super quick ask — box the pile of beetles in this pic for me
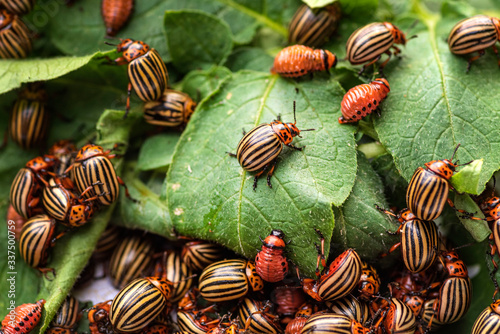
[3,0,500,333]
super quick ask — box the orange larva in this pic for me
[271,45,337,78]
[338,78,390,124]
[101,0,134,37]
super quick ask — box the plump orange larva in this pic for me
[101,0,134,37]
[271,45,337,78]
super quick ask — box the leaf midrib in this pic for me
[237,75,278,256]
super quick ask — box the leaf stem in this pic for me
[216,0,288,37]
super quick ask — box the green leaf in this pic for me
[454,193,490,242]
[164,10,233,73]
[374,11,500,194]
[332,152,395,261]
[225,47,275,72]
[180,66,232,102]
[37,110,139,332]
[137,133,181,171]
[302,0,337,9]
[166,71,357,276]
[0,54,96,95]
[451,159,483,195]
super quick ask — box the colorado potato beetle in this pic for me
[48,140,77,177]
[228,102,314,190]
[406,144,471,221]
[66,144,131,206]
[87,300,113,334]
[143,89,197,127]
[357,262,381,300]
[199,259,264,302]
[101,0,134,37]
[255,229,289,282]
[47,296,81,333]
[238,298,281,334]
[271,45,337,78]
[288,3,341,47]
[109,277,173,332]
[0,0,35,15]
[377,298,417,334]
[302,248,362,302]
[92,224,121,260]
[325,295,370,323]
[0,9,32,58]
[300,313,370,334]
[181,240,225,272]
[346,22,412,74]
[9,83,49,150]
[111,39,168,117]
[285,302,320,334]
[338,78,390,124]
[109,235,154,289]
[19,214,63,274]
[0,299,45,334]
[471,300,500,334]
[448,15,500,72]
[377,206,439,273]
[154,251,194,302]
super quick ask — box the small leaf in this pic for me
[302,0,337,9]
[451,159,484,195]
[137,133,181,171]
[454,193,490,243]
[167,71,357,276]
[37,110,139,332]
[332,152,395,261]
[0,54,96,95]
[180,66,232,103]
[164,10,233,73]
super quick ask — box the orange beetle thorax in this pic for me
[372,78,391,95]
[75,144,105,161]
[481,197,500,219]
[384,22,407,45]
[491,300,500,314]
[351,319,370,334]
[492,17,500,39]
[117,38,150,62]
[147,276,173,300]
[270,121,300,145]
[443,252,468,278]
[26,155,58,171]
[398,208,417,223]
[262,229,287,249]
[69,203,95,227]
[0,9,14,29]
[424,159,456,180]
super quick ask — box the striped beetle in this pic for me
[419,299,445,332]
[47,295,81,333]
[377,206,439,273]
[472,300,500,334]
[376,298,417,334]
[42,177,98,228]
[66,144,132,206]
[346,22,414,75]
[0,0,35,15]
[93,224,121,260]
[0,299,45,334]
[9,83,49,150]
[255,229,289,282]
[199,259,264,302]
[271,45,337,78]
[238,298,281,334]
[143,89,197,127]
[427,251,472,327]
[325,295,370,324]
[111,39,168,118]
[406,144,474,221]
[181,240,225,272]
[10,154,58,218]
[228,102,314,190]
[109,235,154,289]
[301,248,362,302]
[154,251,194,302]
[338,78,390,124]
[0,9,32,58]
[285,302,320,334]
[101,0,134,37]
[300,313,370,334]
[448,15,500,72]
[19,214,64,275]
[288,4,341,47]
[109,277,173,332]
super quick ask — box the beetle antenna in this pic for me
[104,41,117,46]
[300,128,315,132]
[405,20,419,39]
[450,143,461,163]
[293,101,297,124]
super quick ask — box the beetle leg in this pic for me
[38,267,56,280]
[466,49,485,73]
[286,143,303,151]
[253,164,270,191]
[380,242,401,258]
[227,152,237,157]
[277,114,281,122]
[117,176,137,202]
[447,198,484,220]
[124,82,132,119]
[358,55,381,76]
[242,128,246,135]
[266,159,278,188]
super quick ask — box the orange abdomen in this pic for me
[271,45,335,77]
[339,79,390,123]
[255,247,288,282]
[101,0,134,37]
